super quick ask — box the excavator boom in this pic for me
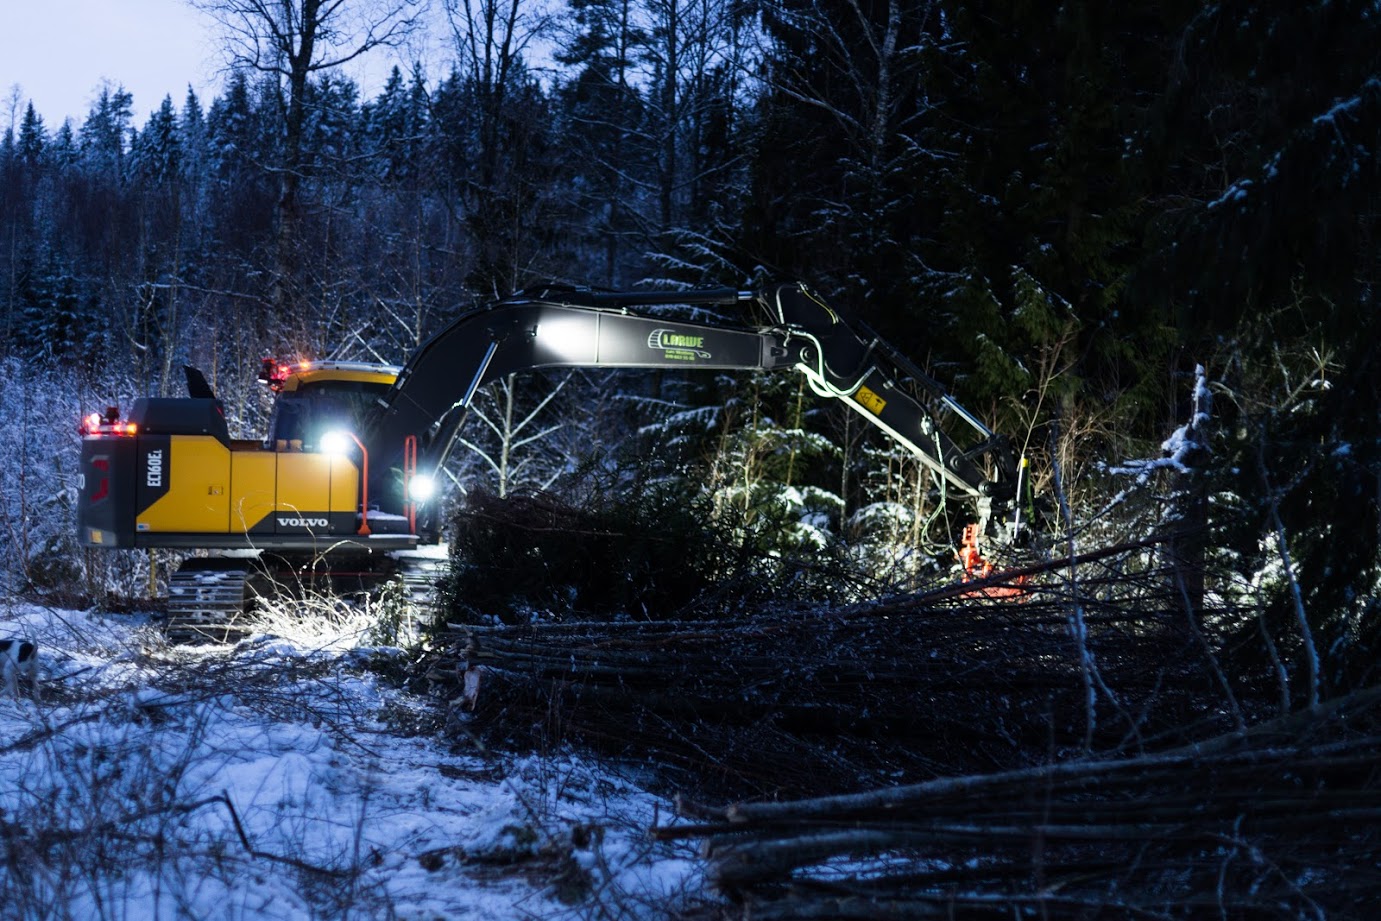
[365,282,1016,520]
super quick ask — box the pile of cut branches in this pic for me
[427,539,1246,798]
[657,685,1381,919]
[438,486,864,627]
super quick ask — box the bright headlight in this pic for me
[408,473,436,503]
[319,430,351,455]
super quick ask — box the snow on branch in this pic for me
[1106,364,1211,483]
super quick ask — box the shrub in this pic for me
[438,469,859,628]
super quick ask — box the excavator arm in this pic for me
[364,282,1018,529]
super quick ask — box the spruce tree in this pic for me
[555,0,653,285]
[79,86,134,180]
[17,103,45,167]
[131,96,182,186]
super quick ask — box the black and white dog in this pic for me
[0,638,38,699]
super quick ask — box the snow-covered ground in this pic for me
[0,602,706,920]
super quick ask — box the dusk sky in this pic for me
[0,0,438,131]
[1,0,218,128]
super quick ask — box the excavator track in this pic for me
[163,550,450,645]
[394,547,449,617]
[166,559,259,644]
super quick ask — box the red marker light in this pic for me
[90,457,110,501]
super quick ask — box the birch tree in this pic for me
[457,373,571,497]
[190,0,426,305]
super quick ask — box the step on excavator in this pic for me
[77,282,1027,642]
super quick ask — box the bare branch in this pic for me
[191,0,428,79]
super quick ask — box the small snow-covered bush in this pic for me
[0,357,162,602]
[0,358,87,594]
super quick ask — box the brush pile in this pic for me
[656,686,1381,918]
[426,536,1243,798]
[420,485,1381,916]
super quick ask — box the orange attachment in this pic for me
[958,523,1028,600]
[959,523,993,580]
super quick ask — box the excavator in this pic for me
[76,282,1027,641]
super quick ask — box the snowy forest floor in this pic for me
[0,601,707,920]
